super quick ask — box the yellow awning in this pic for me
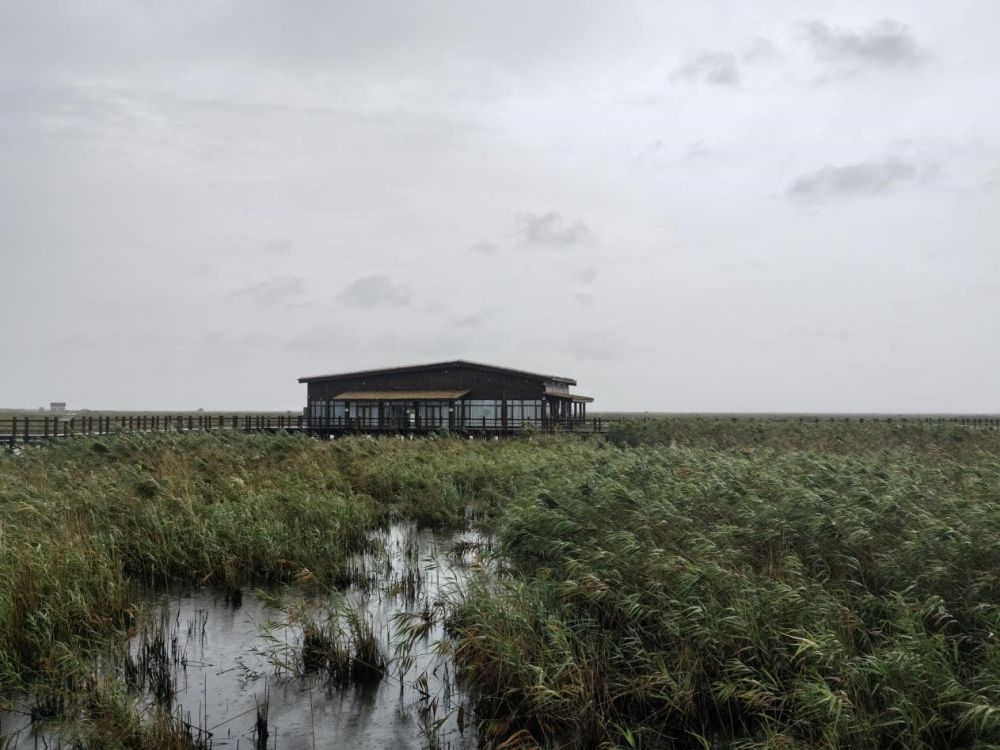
[333,390,470,401]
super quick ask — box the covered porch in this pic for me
[543,391,593,424]
[307,390,597,434]
[330,390,468,431]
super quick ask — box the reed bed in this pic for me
[0,431,579,692]
[608,416,1000,457]
[449,438,1000,748]
[1,424,998,748]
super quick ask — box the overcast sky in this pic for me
[2,1,998,412]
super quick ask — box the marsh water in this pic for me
[0,522,481,749]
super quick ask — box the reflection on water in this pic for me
[0,522,481,749]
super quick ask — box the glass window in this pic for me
[506,400,541,423]
[417,400,449,426]
[466,400,500,421]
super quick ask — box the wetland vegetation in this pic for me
[1,421,998,747]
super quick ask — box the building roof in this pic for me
[544,392,594,403]
[334,390,470,401]
[298,359,577,385]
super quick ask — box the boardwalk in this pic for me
[0,414,306,446]
[4,413,998,448]
[0,413,608,447]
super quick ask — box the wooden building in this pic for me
[299,360,594,434]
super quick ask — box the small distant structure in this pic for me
[299,359,594,434]
[50,402,66,413]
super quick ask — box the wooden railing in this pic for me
[607,414,1000,427]
[306,416,605,434]
[0,413,608,446]
[8,412,995,448]
[0,414,307,446]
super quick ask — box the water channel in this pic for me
[0,523,482,749]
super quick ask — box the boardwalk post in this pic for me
[11,418,17,447]
[24,417,30,442]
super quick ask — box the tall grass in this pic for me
[608,416,1000,458]
[449,441,1000,748]
[3,424,999,748]
[0,431,581,691]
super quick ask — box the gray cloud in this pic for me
[230,276,304,306]
[282,326,362,354]
[338,274,411,308]
[742,37,780,62]
[262,238,292,255]
[788,324,856,342]
[467,239,499,255]
[672,52,739,85]
[788,157,920,201]
[684,142,715,161]
[634,140,664,164]
[513,212,593,248]
[1,2,997,412]
[803,19,924,69]
[421,300,449,315]
[572,267,599,284]
[453,313,487,328]
[199,330,274,351]
[568,331,625,360]
[984,168,1000,192]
